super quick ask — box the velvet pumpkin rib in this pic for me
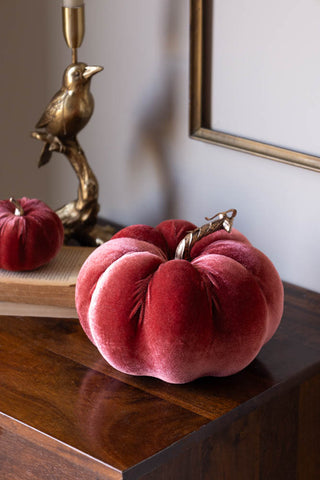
[190,228,251,258]
[141,259,215,383]
[76,237,166,343]
[192,254,270,378]
[0,216,26,270]
[191,238,284,344]
[112,219,197,260]
[112,224,168,256]
[88,251,165,376]
[22,212,64,271]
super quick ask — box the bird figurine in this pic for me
[31,60,116,246]
[33,62,103,166]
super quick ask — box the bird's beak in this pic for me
[83,65,104,80]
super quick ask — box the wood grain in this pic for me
[0,282,319,479]
[298,373,320,479]
[0,413,121,480]
[0,328,208,472]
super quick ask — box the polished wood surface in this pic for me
[0,282,319,479]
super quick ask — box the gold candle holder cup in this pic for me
[62,5,85,63]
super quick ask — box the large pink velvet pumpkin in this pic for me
[76,216,284,384]
[0,197,64,271]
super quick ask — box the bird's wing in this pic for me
[36,89,68,129]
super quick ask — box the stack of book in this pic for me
[0,246,94,318]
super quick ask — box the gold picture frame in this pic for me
[189,0,320,172]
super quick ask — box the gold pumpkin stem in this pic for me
[175,209,237,260]
[9,197,24,216]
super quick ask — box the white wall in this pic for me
[1,0,320,293]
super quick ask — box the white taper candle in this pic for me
[63,0,84,7]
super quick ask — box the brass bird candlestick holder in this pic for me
[32,1,115,246]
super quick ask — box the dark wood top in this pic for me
[0,282,319,478]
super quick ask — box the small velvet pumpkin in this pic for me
[0,197,64,271]
[75,212,284,384]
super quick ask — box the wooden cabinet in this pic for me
[0,282,319,479]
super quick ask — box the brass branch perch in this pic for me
[31,132,115,246]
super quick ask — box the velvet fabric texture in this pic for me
[0,197,64,271]
[76,219,284,384]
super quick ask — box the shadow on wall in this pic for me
[0,0,54,204]
[127,0,183,225]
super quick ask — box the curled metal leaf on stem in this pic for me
[175,209,237,260]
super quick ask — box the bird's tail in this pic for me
[38,143,52,167]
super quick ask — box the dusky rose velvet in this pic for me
[75,218,284,384]
[0,197,64,271]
